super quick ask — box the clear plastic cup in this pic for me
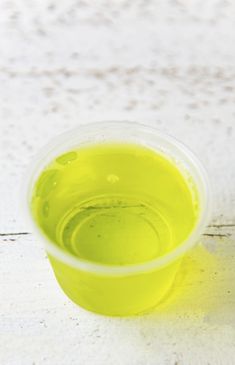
[24,121,211,316]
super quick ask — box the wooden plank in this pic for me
[0,1,235,364]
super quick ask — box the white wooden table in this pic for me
[1,1,235,364]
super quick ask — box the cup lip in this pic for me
[23,121,211,276]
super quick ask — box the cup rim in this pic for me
[24,121,211,276]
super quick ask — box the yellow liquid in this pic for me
[31,143,198,315]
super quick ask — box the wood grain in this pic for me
[0,1,235,364]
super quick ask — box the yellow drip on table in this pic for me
[31,143,199,316]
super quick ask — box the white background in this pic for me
[0,1,235,364]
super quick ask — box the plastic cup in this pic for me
[24,121,211,316]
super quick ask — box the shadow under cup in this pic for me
[25,122,210,316]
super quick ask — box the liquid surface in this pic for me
[31,143,198,266]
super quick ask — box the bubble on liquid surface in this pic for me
[35,169,60,198]
[56,151,77,165]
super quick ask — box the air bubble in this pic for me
[56,151,77,165]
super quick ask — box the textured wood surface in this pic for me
[0,1,235,364]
